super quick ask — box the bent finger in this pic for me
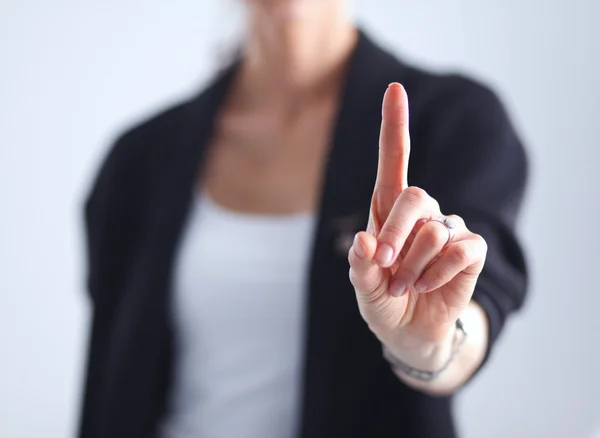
[348,232,386,302]
[388,219,450,297]
[413,234,488,294]
[374,187,439,268]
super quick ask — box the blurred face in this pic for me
[244,0,343,21]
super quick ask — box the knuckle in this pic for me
[348,267,358,286]
[381,223,405,241]
[447,214,466,228]
[347,248,356,265]
[403,186,428,206]
[397,265,420,282]
[421,264,447,286]
[420,222,447,247]
[449,244,472,266]
[474,233,488,252]
[426,267,447,285]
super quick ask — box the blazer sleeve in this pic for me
[84,130,147,310]
[79,130,147,435]
[415,76,529,364]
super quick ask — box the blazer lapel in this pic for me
[111,63,240,433]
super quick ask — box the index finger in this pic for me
[375,82,410,195]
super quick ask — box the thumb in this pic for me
[349,231,387,303]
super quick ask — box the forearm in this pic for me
[385,300,489,396]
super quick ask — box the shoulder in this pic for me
[404,66,502,107]
[358,31,511,130]
[409,69,509,131]
[401,65,524,179]
[89,65,230,195]
[84,99,191,221]
[381,47,513,143]
[401,64,509,128]
[407,69,515,156]
[361,32,526,177]
[103,101,191,174]
[85,96,195,224]
[99,63,234,178]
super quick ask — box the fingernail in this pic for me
[353,234,366,258]
[375,244,394,267]
[391,283,407,298]
[414,280,427,293]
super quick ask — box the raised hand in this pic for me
[348,83,488,375]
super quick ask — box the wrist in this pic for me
[382,322,459,373]
[381,302,487,394]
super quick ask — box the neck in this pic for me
[239,4,357,105]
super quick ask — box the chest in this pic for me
[172,193,318,339]
[161,192,319,437]
[202,102,336,214]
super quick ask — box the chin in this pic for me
[245,0,328,20]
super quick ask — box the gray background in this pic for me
[1,1,599,437]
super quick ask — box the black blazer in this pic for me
[80,30,528,438]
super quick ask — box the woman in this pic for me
[79,1,528,437]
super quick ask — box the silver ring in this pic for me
[429,216,458,245]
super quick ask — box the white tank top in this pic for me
[159,191,317,438]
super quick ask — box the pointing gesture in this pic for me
[370,80,411,233]
[349,83,488,387]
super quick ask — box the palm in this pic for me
[376,257,477,340]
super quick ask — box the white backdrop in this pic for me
[1,1,599,437]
